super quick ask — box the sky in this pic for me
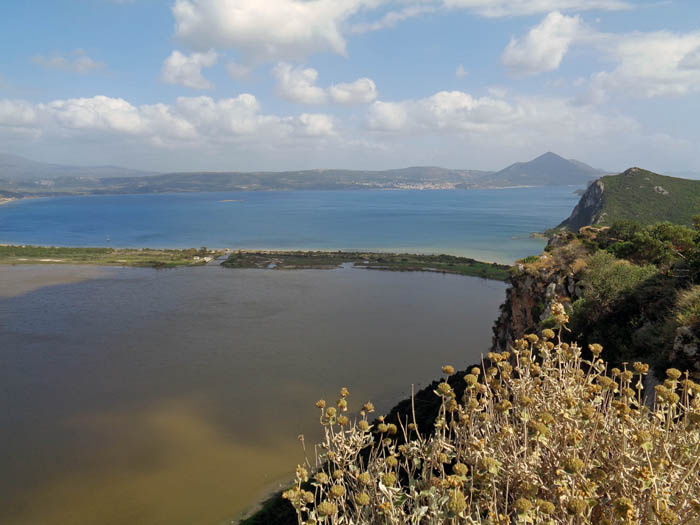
[1,0,700,173]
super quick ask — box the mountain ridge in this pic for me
[0,152,604,196]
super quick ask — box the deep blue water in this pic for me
[0,187,580,263]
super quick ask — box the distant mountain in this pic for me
[0,153,156,181]
[487,152,604,187]
[557,167,700,231]
[0,152,607,196]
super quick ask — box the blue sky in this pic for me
[1,0,700,173]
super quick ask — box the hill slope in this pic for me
[0,153,155,180]
[558,167,700,230]
[487,152,603,187]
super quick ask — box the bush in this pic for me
[574,251,657,320]
[285,308,700,524]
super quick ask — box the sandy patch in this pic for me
[0,264,109,298]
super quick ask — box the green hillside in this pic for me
[558,167,700,230]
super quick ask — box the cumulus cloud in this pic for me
[273,63,328,104]
[172,0,373,61]
[502,12,584,75]
[502,13,700,101]
[0,94,336,148]
[585,31,700,101]
[364,88,644,156]
[367,101,409,131]
[161,50,218,90]
[273,63,377,105]
[169,0,635,64]
[299,113,335,136]
[32,50,104,73]
[328,78,377,104]
[442,0,632,17]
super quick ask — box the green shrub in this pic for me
[574,251,657,319]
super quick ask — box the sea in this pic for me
[0,187,581,263]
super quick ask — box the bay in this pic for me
[0,187,580,263]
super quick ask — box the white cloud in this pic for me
[503,13,700,100]
[169,0,634,65]
[329,77,377,104]
[273,63,328,104]
[0,94,337,149]
[299,113,335,136]
[367,101,409,131]
[161,50,218,90]
[172,0,375,61]
[32,50,104,73]
[365,89,640,148]
[442,0,631,17]
[273,63,377,105]
[501,12,584,75]
[0,99,39,127]
[586,31,700,101]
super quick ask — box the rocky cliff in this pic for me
[556,179,605,231]
[492,234,583,351]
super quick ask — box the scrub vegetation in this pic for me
[222,251,511,281]
[285,316,700,523]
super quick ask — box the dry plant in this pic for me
[284,303,700,524]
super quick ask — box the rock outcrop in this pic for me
[491,248,581,351]
[556,179,605,231]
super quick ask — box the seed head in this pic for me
[381,472,396,486]
[666,368,682,380]
[566,498,587,515]
[446,489,467,515]
[355,492,370,506]
[329,484,345,499]
[316,501,337,517]
[514,498,532,514]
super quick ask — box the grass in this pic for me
[0,245,224,268]
[222,251,512,281]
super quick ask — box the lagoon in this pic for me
[0,264,507,524]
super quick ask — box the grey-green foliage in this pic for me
[573,251,657,319]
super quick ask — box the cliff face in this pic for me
[557,179,605,231]
[491,247,581,351]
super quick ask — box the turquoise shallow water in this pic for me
[0,187,580,263]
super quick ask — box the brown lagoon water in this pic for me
[0,264,507,524]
